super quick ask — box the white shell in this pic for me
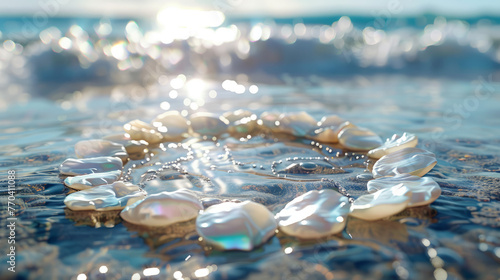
[103,134,149,154]
[74,140,128,161]
[124,119,163,144]
[64,181,146,211]
[275,189,350,239]
[63,170,122,190]
[279,112,317,137]
[350,183,412,221]
[189,113,229,136]
[367,174,441,207]
[368,133,418,159]
[223,109,253,123]
[152,111,189,140]
[59,156,123,176]
[372,147,437,178]
[259,112,281,132]
[120,189,203,227]
[338,127,383,151]
[307,121,356,143]
[196,201,277,251]
[318,115,345,127]
[223,110,258,134]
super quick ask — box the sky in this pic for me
[0,0,499,18]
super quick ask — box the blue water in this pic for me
[0,14,500,280]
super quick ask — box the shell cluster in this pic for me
[59,109,440,249]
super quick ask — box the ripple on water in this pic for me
[2,73,500,279]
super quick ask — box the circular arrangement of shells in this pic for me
[60,110,439,251]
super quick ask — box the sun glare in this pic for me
[157,8,225,29]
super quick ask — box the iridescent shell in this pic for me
[279,112,317,137]
[275,189,350,239]
[103,134,149,155]
[59,156,123,176]
[152,111,189,140]
[189,113,229,136]
[196,201,277,251]
[120,189,203,227]
[223,110,258,134]
[64,170,122,190]
[64,181,146,211]
[367,174,441,207]
[74,140,128,161]
[372,147,437,178]
[318,115,345,127]
[259,112,281,132]
[123,119,164,144]
[223,109,253,123]
[307,121,356,143]
[350,183,412,221]
[338,127,383,151]
[368,133,418,159]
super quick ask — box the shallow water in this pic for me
[1,15,500,280]
[1,74,499,280]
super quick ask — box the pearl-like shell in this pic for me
[223,109,253,123]
[64,181,146,211]
[103,134,149,155]
[259,112,281,132]
[338,127,383,151]
[372,147,437,178]
[368,133,418,159]
[318,115,345,127]
[120,189,203,227]
[223,110,258,134]
[152,111,189,140]
[196,201,277,251]
[275,189,350,239]
[279,112,317,137]
[74,140,128,161]
[307,121,356,143]
[189,113,229,136]
[59,156,123,176]
[63,170,122,190]
[367,174,441,207]
[124,119,164,144]
[350,183,412,221]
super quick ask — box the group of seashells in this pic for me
[60,110,439,251]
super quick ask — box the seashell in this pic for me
[152,111,189,140]
[307,121,356,143]
[259,112,281,132]
[59,156,123,176]
[318,115,345,127]
[196,201,277,251]
[223,109,253,123]
[223,110,258,134]
[124,119,164,144]
[367,133,418,159]
[103,134,149,155]
[63,170,122,190]
[74,140,128,161]
[350,183,412,221]
[275,189,350,239]
[120,189,203,227]
[367,174,441,207]
[279,112,317,137]
[338,127,383,151]
[372,147,437,178]
[189,113,229,136]
[64,181,147,211]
